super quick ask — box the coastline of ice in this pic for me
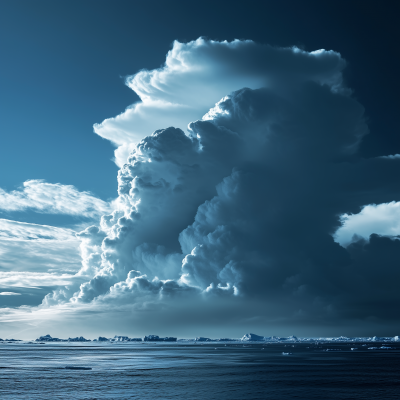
[1,333,398,344]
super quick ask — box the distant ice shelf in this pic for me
[1,333,398,343]
[34,335,90,342]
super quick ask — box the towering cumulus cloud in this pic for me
[43,39,400,334]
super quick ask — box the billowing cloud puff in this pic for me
[0,180,112,218]
[94,38,346,166]
[14,39,400,336]
[335,202,400,246]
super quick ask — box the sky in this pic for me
[0,0,399,340]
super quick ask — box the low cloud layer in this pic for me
[2,39,400,338]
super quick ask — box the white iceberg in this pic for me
[241,333,265,341]
[195,337,212,342]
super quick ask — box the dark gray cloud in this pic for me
[39,39,400,336]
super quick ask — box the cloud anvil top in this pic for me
[94,39,347,167]
[1,38,399,338]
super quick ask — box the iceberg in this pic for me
[241,333,265,341]
[195,337,212,342]
[36,335,65,342]
[143,335,177,342]
[112,336,141,342]
[35,335,90,342]
[241,333,299,342]
[95,336,142,342]
[162,337,178,342]
[143,335,160,342]
[113,336,130,341]
[68,336,91,342]
[331,336,350,341]
[370,336,385,342]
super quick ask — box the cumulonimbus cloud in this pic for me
[0,180,112,218]
[7,38,400,337]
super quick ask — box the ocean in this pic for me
[0,341,399,399]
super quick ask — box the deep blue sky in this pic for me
[1,0,398,203]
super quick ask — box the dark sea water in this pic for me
[0,341,399,399]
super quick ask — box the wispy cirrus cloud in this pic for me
[0,219,82,274]
[0,218,77,242]
[0,219,82,306]
[0,292,21,296]
[0,180,112,218]
[0,271,80,289]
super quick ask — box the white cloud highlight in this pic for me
[0,292,21,296]
[335,202,400,246]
